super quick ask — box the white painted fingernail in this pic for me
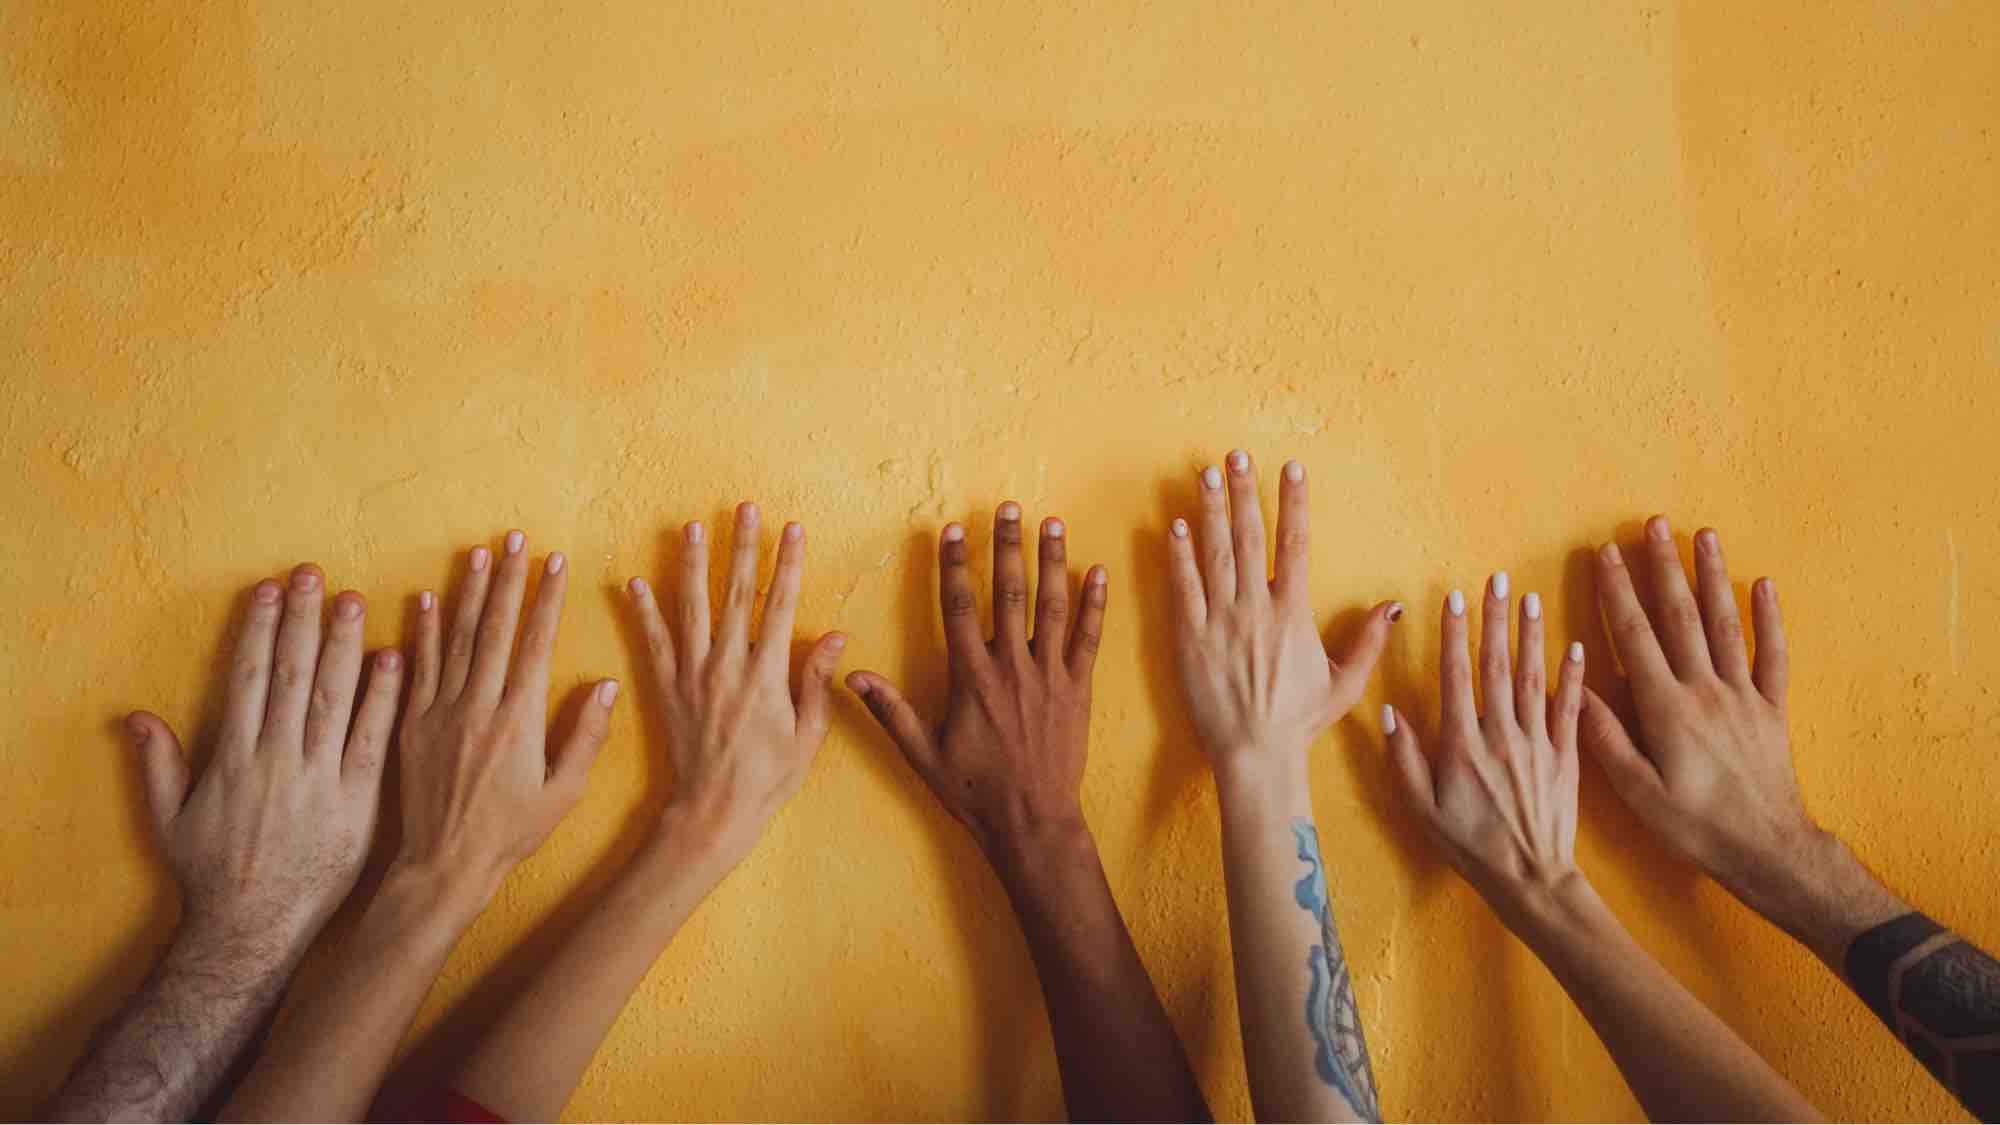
[1568,641,1585,664]
[597,680,620,706]
[1381,704,1397,735]
[419,590,435,611]
[1523,592,1541,620]
[1284,460,1303,482]
[686,521,705,545]
[783,521,802,542]
[1170,518,1189,538]
[943,523,965,543]
[1202,466,1222,490]
[999,502,1021,521]
[470,547,490,572]
[505,530,525,555]
[1492,571,1510,598]
[629,576,649,597]
[1046,519,1065,539]
[1228,450,1249,472]
[546,551,565,575]
[1448,589,1466,616]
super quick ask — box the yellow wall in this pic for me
[3,2,1996,1119]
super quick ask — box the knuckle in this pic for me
[1039,597,1069,622]
[1077,627,1102,654]
[309,684,339,715]
[272,660,307,692]
[1279,527,1310,552]
[998,584,1029,609]
[943,590,979,618]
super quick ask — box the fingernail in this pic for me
[1387,602,1404,623]
[125,715,147,745]
[1523,592,1541,621]
[738,502,759,526]
[292,568,320,592]
[1758,576,1776,599]
[379,649,401,672]
[1491,571,1510,599]
[827,633,848,651]
[1448,589,1466,616]
[1202,466,1222,490]
[254,581,282,604]
[1090,566,1108,585]
[1046,519,1065,539]
[597,680,620,706]
[687,521,705,545]
[1567,641,1584,664]
[419,589,435,611]
[505,530,525,555]
[783,521,802,543]
[1599,542,1622,566]
[1228,450,1249,472]
[471,547,490,572]
[943,523,965,543]
[1647,516,1671,542]
[845,672,871,694]
[335,595,363,621]
[1697,528,1720,553]
[629,576,650,598]
[1284,460,1304,482]
[998,501,1021,521]
[1381,704,1397,735]
[546,551,565,574]
[1171,518,1189,538]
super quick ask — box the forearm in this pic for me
[1215,760,1378,1123]
[1716,827,1907,969]
[985,815,1211,1124]
[221,865,488,1123]
[1507,878,1820,1123]
[447,815,741,1120]
[48,921,303,1122]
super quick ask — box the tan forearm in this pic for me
[221,864,489,1123]
[1216,759,1377,1123]
[447,818,740,1121]
[1510,878,1821,1123]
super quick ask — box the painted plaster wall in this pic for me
[2,2,1996,1119]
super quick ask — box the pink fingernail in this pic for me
[687,521,705,545]
[1697,528,1720,552]
[1647,516,1671,542]
[1284,460,1304,482]
[629,576,650,598]
[125,715,148,745]
[1170,518,1189,538]
[1599,542,1622,566]
[1046,519,1065,539]
[471,547,490,572]
[826,633,848,651]
[1090,566,1108,585]
[943,523,965,543]
[1228,450,1249,472]
[1523,592,1541,621]
[379,649,401,672]
[597,680,620,706]
[784,521,803,543]
[738,502,759,526]
[292,568,320,592]
[419,590,435,611]
[998,502,1021,522]
[254,581,282,605]
[335,595,363,621]
[505,530,525,555]
[1201,466,1222,490]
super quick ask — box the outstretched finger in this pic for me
[1693,528,1751,682]
[1195,464,1236,608]
[1549,642,1585,754]
[1440,590,1476,735]
[1751,577,1789,707]
[1383,704,1439,822]
[846,671,938,776]
[342,649,404,787]
[938,524,988,675]
[716,503,763,661]
[1272,460,1311,601]
[1514,591,1546,736]
[506,552,569,706]
[1166,518,1206,631]
[221,579,284,751]
[1328,600,1401,712]
[1031,518,1070,667]
[1641,516,1710,678]
[1595,542,1673,689]
[439,544,494,703]
[466,531,532,704]
[1067,566,1109,679]
[756,522,807,671]
[126,712,190,843]
[794,632,847,743]
[992,503,1031,659]
[1224,449,1268,602]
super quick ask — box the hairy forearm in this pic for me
[447,815,741,1120]
[1507,878,1820,1123]
[221,865,488,1123]
[1215,760,1379,1124]
[985,815,1211,1124]
[48,921,303,1122]
[1716,828,1908,969]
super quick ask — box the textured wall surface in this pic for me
[3,2,1997,1120]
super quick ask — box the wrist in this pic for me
[1487,866,1607,946]
[1720,826,1907,965]
[372,856,501,940]
[979,807,1095,888]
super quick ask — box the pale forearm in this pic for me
[1510,878,1820,1123]
[986,816,1211,1124]
[1216,761,1378,1123]
[222,866,486,1123]
[48,922,301,1122]
[448,818,739,1120]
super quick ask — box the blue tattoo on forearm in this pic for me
[1293,821,1381,1122]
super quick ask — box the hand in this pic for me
[1578,518,1817,901]
[1384,575,1588,921]
[846,503,1106,857]
[1165,452,1399,782]
[624,504,845,865]
[396,531,618,902]
[130,564,402,953]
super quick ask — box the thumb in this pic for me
[126,711,190,841]
[1579,687,1661,793]
[793,632,847,744]
[844,671,937,774]
[1328,600,1404,705]
[548,679,619,797]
